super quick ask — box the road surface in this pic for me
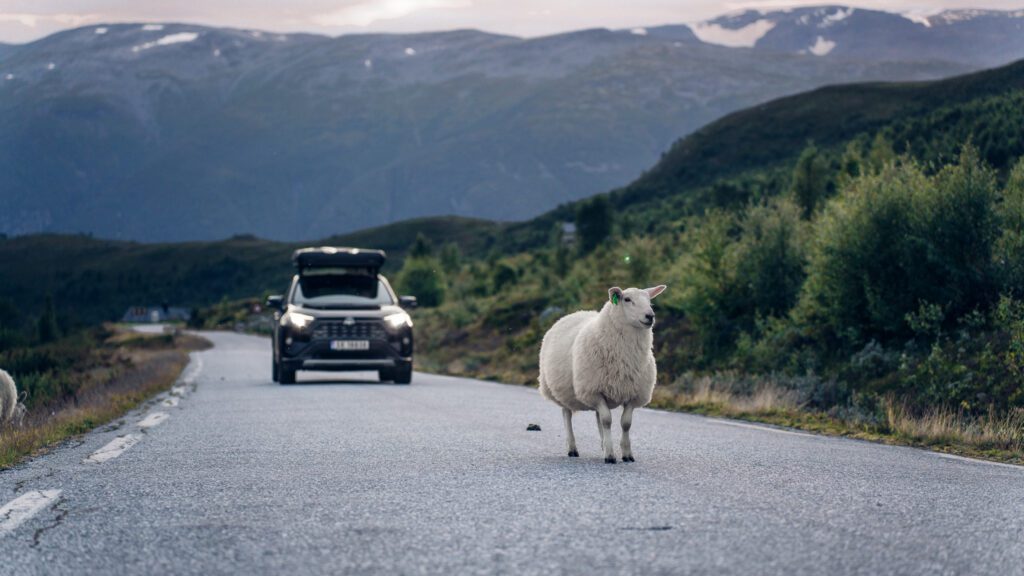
[2,331,1023,575]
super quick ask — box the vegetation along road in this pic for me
[2,331,1022,575]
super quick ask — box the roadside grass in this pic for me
[0,327,209,469]
[650,375,1024,465]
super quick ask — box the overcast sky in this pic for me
[2,0,1023,43]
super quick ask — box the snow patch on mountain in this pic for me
[822,7,854,27]
[808,36,836,56]
[133,32,200,53]
[690,19,775,48]
[142,24,164,31]
[404,47,417,56]
[94,27,108,35]
[630,27,647,36]
[902,12,934,27]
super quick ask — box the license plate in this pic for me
[331,340,369,351]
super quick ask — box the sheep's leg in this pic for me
[595,397,616,463]
[563,408,578,457]
[620,405,635,462]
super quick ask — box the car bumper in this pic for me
[281,339,411,372]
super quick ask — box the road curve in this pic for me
[2,331,1023,575]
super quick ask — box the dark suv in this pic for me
[267,247,416,384]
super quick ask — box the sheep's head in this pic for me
[607,285,667,330]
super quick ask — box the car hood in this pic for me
[287,305,405,319]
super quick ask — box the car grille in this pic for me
[313,320,387,341]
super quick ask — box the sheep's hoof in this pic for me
[568,450,579,457]
[604,456,617,464]
[622,456,635,463]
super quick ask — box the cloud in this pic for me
[311,0,472,28]
[0,12,98,29]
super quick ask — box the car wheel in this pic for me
[394,362,412,385]
[279,367,296,385]
[378,369,394,383]
[272,356,280,382]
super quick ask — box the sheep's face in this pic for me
[608,285,666,330]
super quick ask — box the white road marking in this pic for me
[182,356,204,385]
[934,452,1024,471]
[162,396,179,407]
[137,412,169,428]
[85,434,142,464]
[706,417,815,438]
[0,490,61,537]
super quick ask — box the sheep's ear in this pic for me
[608,287,623,305]
[646,285,667,299]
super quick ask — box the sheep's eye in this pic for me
[624,297,632,303]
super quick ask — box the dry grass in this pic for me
[647,372,1024,464]
[652,373,804,417]
[884,400,1024,453]
[0,329,208,469]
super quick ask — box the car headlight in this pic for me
[384,312,412,330]
[283,312,315,332]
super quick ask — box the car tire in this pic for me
[272,356,280,383]
[394,362,412,385]
[279,366,296,385]
[378,369,394,383]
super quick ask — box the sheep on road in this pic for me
[538,285,666,463]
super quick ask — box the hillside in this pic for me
[6,58,1024,328]
[618,58,1024,210]
[7,6,1021,241]
[0,216,499,325]
[497,58,1024,250]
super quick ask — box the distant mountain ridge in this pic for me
[1,6,1022,241]
[693,6,1024,65]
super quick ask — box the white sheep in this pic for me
[538,285,666,463]
[0,369,27,428]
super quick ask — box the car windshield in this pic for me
[292,275,393,308]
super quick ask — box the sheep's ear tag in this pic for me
[612,293,619,305]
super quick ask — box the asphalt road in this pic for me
[2,331,1023,575]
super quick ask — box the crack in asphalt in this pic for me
[30,496,68,548]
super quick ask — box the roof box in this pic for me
[292,247,387,275]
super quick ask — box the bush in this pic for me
[575,195,612,254]
[491,262,518,293]
[676,200,807,360]
[397,257,446,307]
[995,159,1024,295]
[799,148,1000,345]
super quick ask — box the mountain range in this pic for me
[3,53,1024,322]
[1,6,1023,241]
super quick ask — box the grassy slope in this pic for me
[0,327,210,469]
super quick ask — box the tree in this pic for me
[397,258,445,307]
[575,195,612,254]
[790,142,830,219]
[996,158,1024,295]
[799,148,1000,344]
[491,262,518,293]
[866,132,896,173]
[439,242,461,275]
[37,294,60,343]
[409,233,433,258]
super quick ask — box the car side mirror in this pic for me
[266,295,284,310]
[399,295,418,310]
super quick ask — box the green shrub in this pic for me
[799,148,1000,345]
[397,257,446,307]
